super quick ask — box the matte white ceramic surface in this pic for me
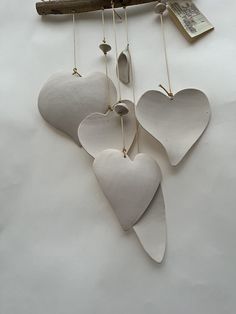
[136,89,211,165]
[93,149,162,231]
[134,186,166,263]
[78,100,136,158]
[38,72,117,145]
[3,1,236,312]
[4,0,236,314]
[117,46,131,84]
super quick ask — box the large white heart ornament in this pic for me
[136,89,211,166]
[78,100,136,158]
[93,149,162,231]
[38,72,117,145]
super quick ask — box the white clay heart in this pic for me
[93,149,162,231]
[78,100,136,158]
[136,89,211,166]
[38,72,117,145]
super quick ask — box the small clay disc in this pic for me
[114,102,129,116]
[154,2,167,14]
[99,43,112,54]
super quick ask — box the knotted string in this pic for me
[120,115,127,157]
[101,8,112,110]
[111,2,127,157]
[124,6,139,153]
[111,2,122,102]
[159,12,173,97]
[72,13,81,76]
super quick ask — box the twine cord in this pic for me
[121,115,127,157]
[124,6,139,153]
[160,13,173,97]
[72,13,81,76]
[101,9,112,110]
[111,2,122,102]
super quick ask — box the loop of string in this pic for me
[160,13,173,97]
[72,13,81,76]
[111,2,122,102]
[111,2,127,157]
[101,9,112,110]
[124,7,129,49]
[124,6,134,102]
[120,116,127,157]
[124,6,139,153]
[101,8,106,43]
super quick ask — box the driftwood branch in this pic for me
[36,0,156,15]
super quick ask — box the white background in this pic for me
[1,1,236,313]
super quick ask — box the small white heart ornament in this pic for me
[38,72,117,145]
[136,89,211,165]
[78,100,136,158]
[93,149,162,231]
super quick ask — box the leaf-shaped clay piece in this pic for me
[117,46,131,85]
[134,186,166,263]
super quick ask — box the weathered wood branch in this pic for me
[36,0,156,15]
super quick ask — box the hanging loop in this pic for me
[72,13,80,75]
[159,84,173,98]
[112,1,123,20]
[100,7,112,111]
[72,67,81,76]
[123,147,127,158]
[156,5,174,97]
[111,0,122,101]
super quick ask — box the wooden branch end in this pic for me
[36,0,156,15]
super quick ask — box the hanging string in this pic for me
[101,8,106,43]
[111,1,122,102]
[111,2,128,157]
[101,8,112,110]
[124,6,139,153]
[72,13,81,76]
[123,7,135,104]
[72,13,77,72]
[159,13,173,97]
[124,7,130,50]
[120,115,127,157]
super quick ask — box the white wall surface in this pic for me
[1,1,236,313]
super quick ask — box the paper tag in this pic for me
[167,0,214,42]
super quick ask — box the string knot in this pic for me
[123,148,127,158]
[72,68,81,76]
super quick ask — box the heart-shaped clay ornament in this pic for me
[78,100,136,158]
[93,149,162,231]
[136,89,211,166]
[38,72,117,145]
